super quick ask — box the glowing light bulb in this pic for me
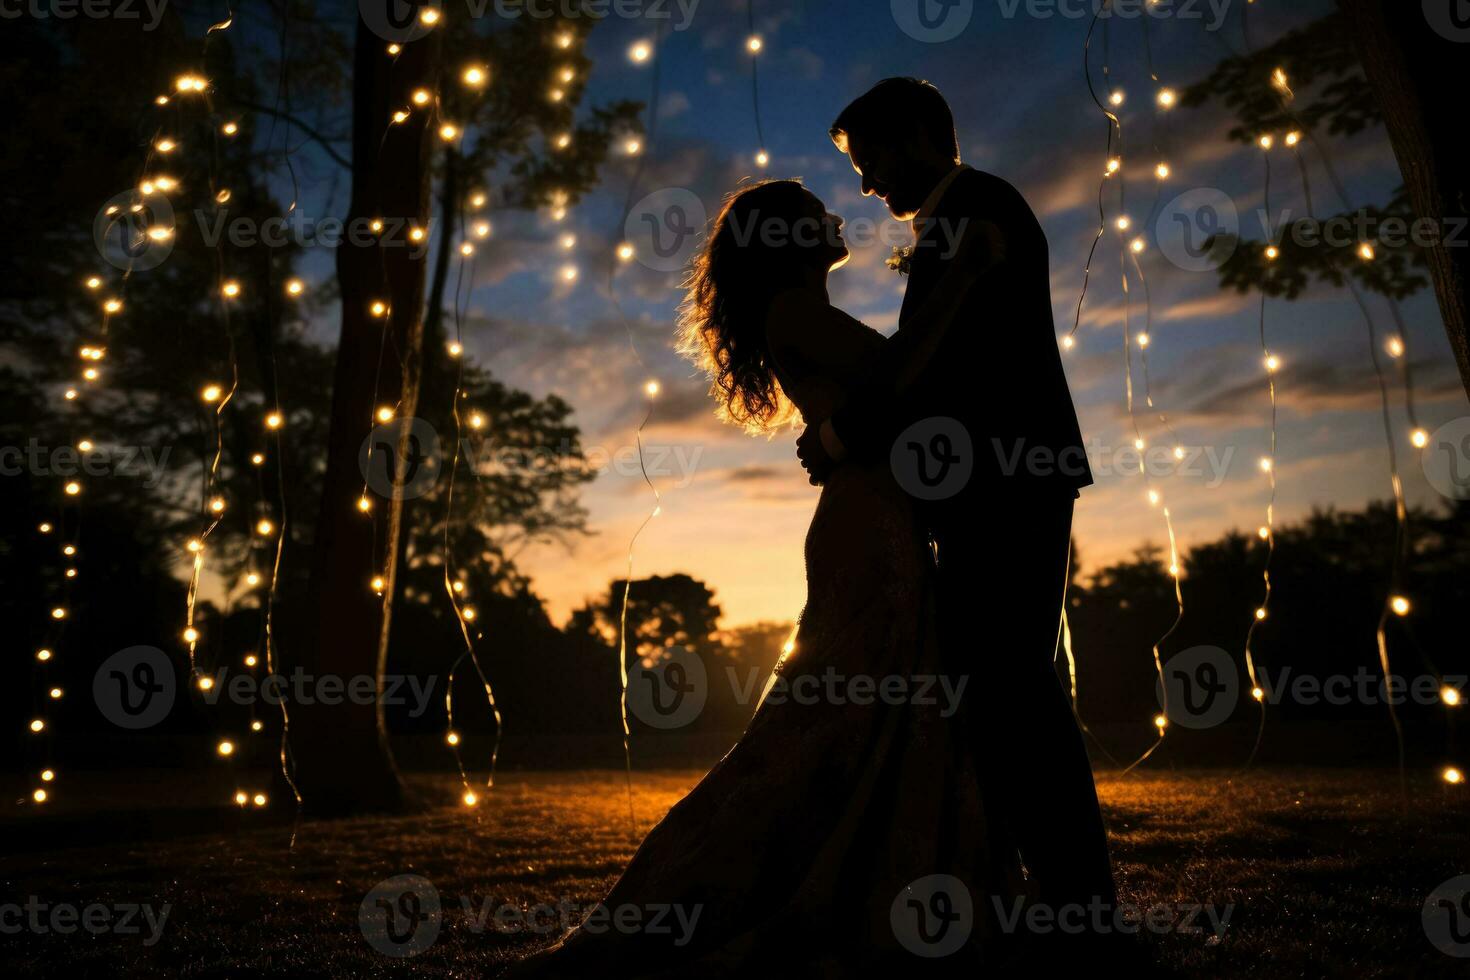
[1116,216,1131,231]
[463,790,479,806]
[85,276,102,290]
[468,412,485,429]
[1442,686,1462,707]
[1061,335,1075,350]
[392,110,409,124]
[1106,157,1121,175]
[376,406,395,422]
[33,789,47,803]
[548,88,564,102]
[1271,67,1289,90]
[1265,245,1280,261]
[1137,333,1149,348]
[48,687,62,699]
[77,439,95,452]
[1109,90,1125,107]
[371,575,386,593]
[1155,162,1170,179]
[1130,237,1146,254]
[409,227,426,242]
[560,264,578,283]
[370,300,389,318]
[265,412,284,430]
[473,220,491,238]
[630,41,652,63]
[470,190,488,208]
[1410,428,1429,449]
[217,740,235,756]
[462,66,486,87]
[246,571,261,585]
[1386,337,1404,358]
[286,278,304,296]
[462,606,477,622]
[439,123,460,141]
[624,138,642,155]
[554,132,572,150]
[448,341,463,357]
[253,793,267,806]
[1265,354,1281,372]
[1147,490,1161,506]
[1258,526,1271,540]
[387,43,401,55]
[156,138,177,154]
[175,74,208,93]
[251,720,263,731]
[755,150,770,167]
[235,791,249,805]
[202,384,222,402]
[447,731,461,746]
[250,454,264,467]
[1154,714,1168,730]
[411,88,432,106]
[617,242,635,262]
[1252,686,1265,701]
[41,769,54,782]
[1156,88,1176,108]
[221,280,241,299]
[556,31,574,48]
[1445,767,1464,785]
[222,121,239,136]
[184,627,200,643]
[357,495,373,513]
[29,719,44,733]
[1259,457,1273,472]
[37,649,52,661]
[104,298,123,314]
[645,380,661,398]
[187,538,203,554]
[1389,595,1411,616]
[419,7,440,26]
[64,481,80,496]
[1285,131,1300,147]
[244,654,258,667]
[559,66,575,83]
[1358,243,1375,261]
[1255,607,1268,621]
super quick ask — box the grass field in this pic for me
[2,768,1468,977]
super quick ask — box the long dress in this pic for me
[507,312,1022,978]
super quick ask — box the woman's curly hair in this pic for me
[677,179,817,435]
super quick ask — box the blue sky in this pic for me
[267,0,1469,626]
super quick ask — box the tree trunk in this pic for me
[1338,0,1470,402]
[289,22,441,815]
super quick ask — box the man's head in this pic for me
[829,78,960,220]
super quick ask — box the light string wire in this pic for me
[605,16,671,835]
[1074,0,1183,770]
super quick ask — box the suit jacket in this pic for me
[830,168,1093,518]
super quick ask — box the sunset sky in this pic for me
[317,0,1467,628]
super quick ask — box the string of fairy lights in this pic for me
[1067,0,1460,786]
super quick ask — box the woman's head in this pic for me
[678,179,848,433]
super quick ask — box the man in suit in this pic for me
[797,77,1116,925]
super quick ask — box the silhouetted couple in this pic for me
[510,78,1115,976]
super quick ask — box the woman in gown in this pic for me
[507,180,1022,977]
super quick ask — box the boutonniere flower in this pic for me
[886,245,914,276]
